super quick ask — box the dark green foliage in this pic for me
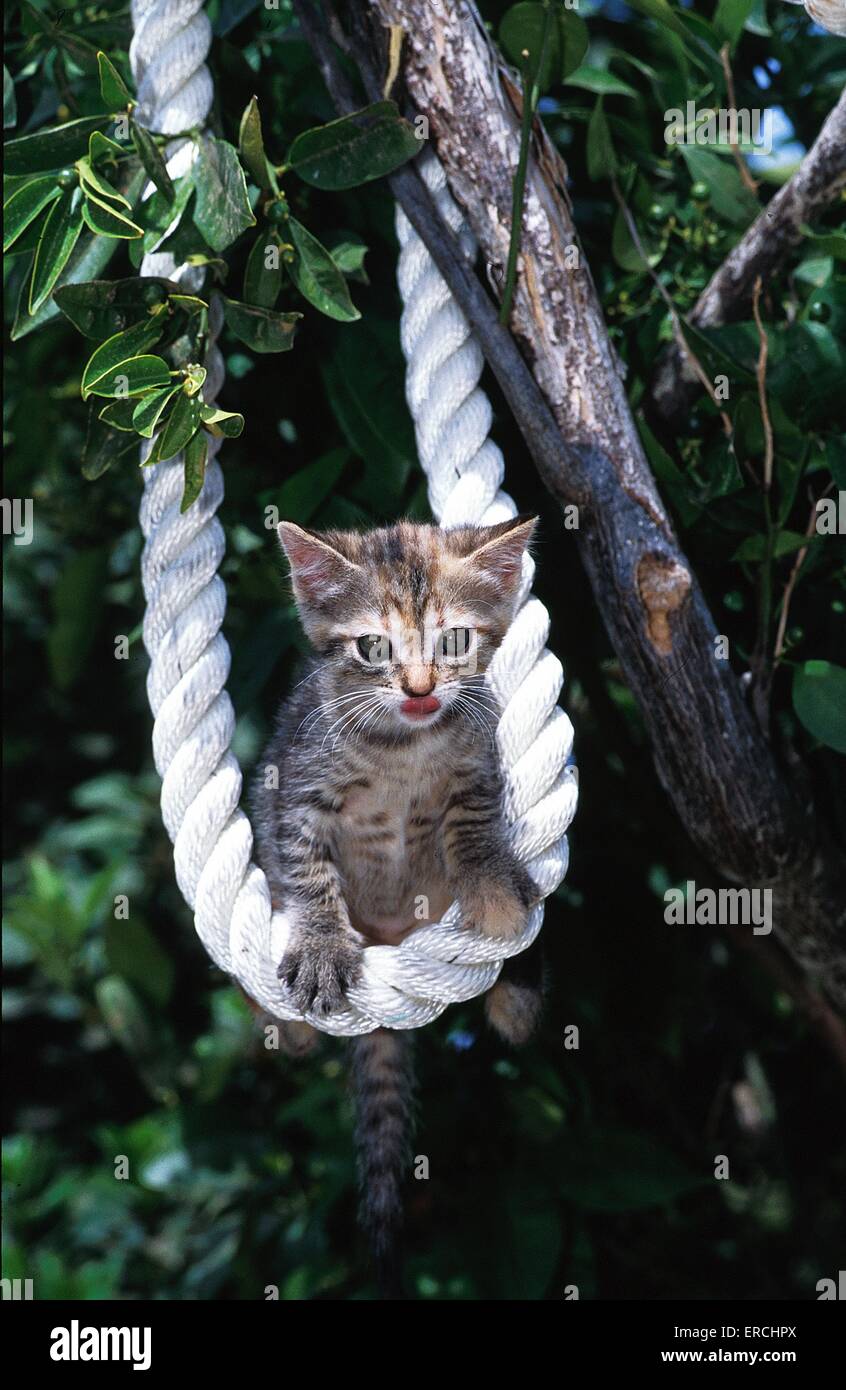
[3,0,844,1302]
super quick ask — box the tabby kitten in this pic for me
[251,516,545,1293]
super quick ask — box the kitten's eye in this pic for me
[356,634,392,664]
[438,627,472,659]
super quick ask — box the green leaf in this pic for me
[637,413,701,526]
[199,404,245,438]
[134,173,194,258]
[623,0,691,43]
[81,318,165,398]
[586,98,617,182]
[129,179,193,269]
[89,129,124,165]
[194,136,255,252]
[81,189,144,239]
[800,226,846,262]
[222,297,301,353]
[744,0,771,35]
[612,205,662,272]
[98,398,142,432]
[77,156,131,209]
[565,65,639,98]
[21,0,99,72]
[150,391,204,463]
[499,3,589,91]
[275,449,349,524]
[104,919,174,1009]
[82,418,142,479]
[500,2,552,86]
[5,115,113,175]
[792,661,846,755]
[11,167,148,338]
[3,211,44,259]
[238,96,271,189]
[678,146,759,227]
[168,294,208,313]
[130,119,174,202]
[733,531,819,563]
[47,548,108,690]
[330,237,369,283]
[3,176,61,252]
[713,0,757,47]
[181,429,209,512]
[132,385,182,437]
[287,217,360,323]
[95,976,155,1061]
[54,277,171,339]
[320,318,415,514]
[85,354,172,400]
[3,64,16,130]
[243,233,283,308]
[29,186,84,313]
[97,51,132,109]
[286,101,421,191]
[556,9,590,81]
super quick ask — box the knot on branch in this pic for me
[637,553,691,656]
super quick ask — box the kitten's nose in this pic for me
[402,666,435,697]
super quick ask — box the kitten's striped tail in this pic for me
[349,1027,416,1299]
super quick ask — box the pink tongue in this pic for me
[401,695,441,715]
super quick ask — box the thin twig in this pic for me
[751,276,774,491]
[773,482,833,666]
[719,42,760,196]
[747,277,778,734]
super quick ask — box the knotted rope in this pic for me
[132,0,577,1036]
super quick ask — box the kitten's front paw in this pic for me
[460,866,536,941]
[278,928,363,1016]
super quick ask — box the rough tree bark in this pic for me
[651,87,846,427]
[305,0,845,1010]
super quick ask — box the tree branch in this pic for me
[650,86,846,427]
[294,0,846,1016]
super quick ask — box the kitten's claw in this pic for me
[278,930,363,1016]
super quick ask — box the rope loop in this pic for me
[132,4,577,1035]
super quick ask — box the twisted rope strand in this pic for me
[132,4,577,1035]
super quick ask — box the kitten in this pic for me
[251,516,545,1293]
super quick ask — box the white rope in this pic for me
[132,3,577,1036]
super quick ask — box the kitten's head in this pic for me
[278,517,536,737]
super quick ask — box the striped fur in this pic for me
[349,1029,416,1297]
[250,518,543,1290]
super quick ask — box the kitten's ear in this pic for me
[277,522,360,608]
[464,514,537,590]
